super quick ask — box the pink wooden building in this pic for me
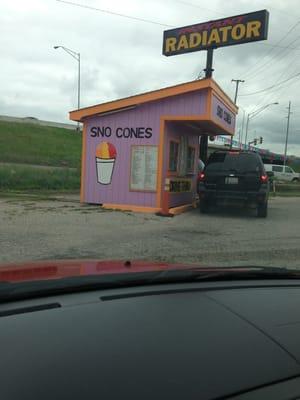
[70,78,238,214]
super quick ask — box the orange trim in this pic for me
[80,123,87,202]
[210,116,234,136]
[169,204,194,215]
[211,90,238,116]
[162,114,210,121]
[210,81,238,114]
[161,114,233,136]
[102,204,160,213]
[167,172,178,177]
[207,89,212,119]
[156,118,165,208]
[70,78,237,122]
[70,79,214,121]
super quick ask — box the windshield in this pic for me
[205,153,262,173]
[1,0,300,289]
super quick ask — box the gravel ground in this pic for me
[1,196,300,268]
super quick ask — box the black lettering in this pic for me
[137,127,145,138]
[105,127,112,137]
[223,111,232,124]
[217,105,223,118]
[116,127,123,138]
[170,180,191,193]
[123,127,131,138]
[145,127,152,138]
[131,128,138,138]
[98,126,105,137]
[90,127,98,137]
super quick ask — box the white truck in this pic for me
[264,164,300,183]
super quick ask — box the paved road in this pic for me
[1,196,300,268]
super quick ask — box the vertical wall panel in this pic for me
[83,90,208,206]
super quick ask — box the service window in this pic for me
[285,167,293,173]
[272,166,283,172]
[187,146,196,173]
[169,141,179,172]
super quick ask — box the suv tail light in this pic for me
[260,174,268,183]
[197,172,205,182]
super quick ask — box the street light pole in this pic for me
[54,45,81,131]
[244,102,279,147]
[244,114,250,146]
[230,79,244,149]
[78,52,81,115]
[284,101,292,167]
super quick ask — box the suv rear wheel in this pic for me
[257,202,268,218]
[292,178,299,183]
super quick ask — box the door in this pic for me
[283,166,294,182]
[272,165,283,180]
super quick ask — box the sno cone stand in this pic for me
[70,78,238,214]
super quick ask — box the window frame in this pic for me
[272,166,283,173]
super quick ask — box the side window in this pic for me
[285,167,293,173]
[169,141,179,172]
[187,146,195,172]
[272,166,283,172]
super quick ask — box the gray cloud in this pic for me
[1,0,300,155]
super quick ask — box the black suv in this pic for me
[197,150,270,217]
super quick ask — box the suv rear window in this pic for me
[205,152,262,173]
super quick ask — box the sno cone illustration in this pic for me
[95,142,117,185]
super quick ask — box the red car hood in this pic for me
[0,260,250,283]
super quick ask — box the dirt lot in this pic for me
[1,195,300,268]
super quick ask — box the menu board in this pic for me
[130,146,158,191]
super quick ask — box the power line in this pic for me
[284,101,292,166]
[239,73,300,97]
[242,21,300,80]
[246,32,300,82]
[173,0,225,16]
[259,42,300,51]
[55,0,173,27]
[247,51,300,112]
[247,48,300,89]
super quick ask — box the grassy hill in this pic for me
[0,121,81,168]
[0,121,81,192]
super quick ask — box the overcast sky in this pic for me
[2,0,300,155]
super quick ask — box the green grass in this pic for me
[274,182,300,192]
[289,162,300,173]
[0,121,81,167]
[270,192,300,197]
[0,164,80,191]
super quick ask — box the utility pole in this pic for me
[200,48,215,163]
[54,45,81,131]
[284,101,292,167]
[232,79,245,104]
[244,102,279,148]
[240,109,246,149]
[230,79,244,149]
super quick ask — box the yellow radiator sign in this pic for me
[163,10,269,56]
